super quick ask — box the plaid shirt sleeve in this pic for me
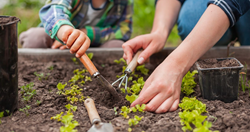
[85,1,133,45]
[208,0,250,27]
[39,0,75,42]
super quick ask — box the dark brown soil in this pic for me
[0,16,19,25]
[198,58,240,68]
[0,56,250,132]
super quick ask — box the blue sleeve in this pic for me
[208,0,250,27]
[155,0,185,5]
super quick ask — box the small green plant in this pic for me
[71,57,79,65]
[19,105,30,116]
[240,71,247,92]
[65,104,77,113]
[114,107,118,115]
[136,65,149,75]
[57,82,67,95]
[114,58,126,64]
[48,66,54,70]
[20,82,36,102]
[0,111,4,124]
[34,72,50,81]
[36,100,41,105]
[181,70,198,96]
[87,53,94,60]
[128,115,143,127]
[51,112,64,122]
[120,104,146,119]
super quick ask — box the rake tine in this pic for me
[118,75,126,89]
[125,75,128,94]
[112,75,124,86]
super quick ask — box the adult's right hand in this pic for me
[122,32,166,65]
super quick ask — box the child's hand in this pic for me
[51,40,67,50]
[57,25,90,58]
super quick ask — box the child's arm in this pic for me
[84,2,133,45]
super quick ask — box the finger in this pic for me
[137,43,157,65]
[154,97,175,113]
[75,37,90,58]
[131,84,158,107]
[51,40,63,49]
[123,53,127,61]
[145,93,170,112]
[168,99,179,112]
[61,28,73,43]
[60,45,67,50]
[66,31,80,48]
[122,43,134,64]
[70,33,86,54]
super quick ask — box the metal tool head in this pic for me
[88,120,114,132]
[111,73,128,94]
[95,74,121,101]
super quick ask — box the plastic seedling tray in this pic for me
[195,57,244,103]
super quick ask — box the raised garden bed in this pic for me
[1,47,250,132]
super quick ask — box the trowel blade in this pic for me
[96,75,120,100]
[88,123,114,132]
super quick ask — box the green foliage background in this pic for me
[0,0,180,47]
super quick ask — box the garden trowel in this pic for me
[84,98,114,132]
[79,53,120,100]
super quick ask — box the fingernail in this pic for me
[66,46,69,49]
[138,57,144,64]
[76,54,80,58]
[126,60,129,65]
[51,46,55,49]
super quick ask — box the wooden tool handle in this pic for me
[126,50,143,72]
[84,98,101,123]
[79,53,98,76]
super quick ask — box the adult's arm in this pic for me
[131,4,230,113]
[123,0,181,64]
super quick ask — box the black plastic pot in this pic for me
[195,57,243,103]
[0,16,20,115]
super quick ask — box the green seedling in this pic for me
[60,114,79,132]
[114,58,126,64]
[125,94,138,104]
[20,82,36,102]
[114,107,118,115]
[65,104,77,113]
[19,105,30,116]
[181,70,198,96]
[87,53,94,60]
[51,112,64,122]
[34,72,50,81]
[240,71,247,92]
[71,57,79,65]
[36,100,41,105]
[85,76,92,82]
[0,111,4,124]
[179,97,206,114]
[128,115,143,127]
[57,82,67,95]
[48,66,54,70]
[136,65,149,75]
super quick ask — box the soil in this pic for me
[197,58,240,68]
[1,56,250,132]
[0,16,19,25]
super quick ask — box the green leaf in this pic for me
[87,53,94,60]
[125,94,138,103]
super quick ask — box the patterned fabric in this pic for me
[174,0,250,27]
[39,0,133,46]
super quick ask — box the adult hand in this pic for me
[51,40,67,50]
[57,25,90,58]
[131,58,183,113]
[122,32,166,65]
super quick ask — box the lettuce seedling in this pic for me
[135,104,146,112]
[114,58,126,64]
[51,112,64,122]
[71,57,79,65]
[20,82,36,102]
[0,111,4,124]
[34,72,50,81]
[136,65,149,75]
[128,115,143,127]
[57,82,67,95]
[181,70,198,96]
[19,105,30,116]
[179,97,206,114]
[87,53,94,60]
[65,104,77,113]
[125,94,138,104]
